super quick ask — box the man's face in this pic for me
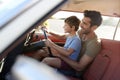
[80,17,92,34]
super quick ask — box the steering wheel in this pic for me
[23,30,45,51]
[41,27,53,57]
[23,27,53,57]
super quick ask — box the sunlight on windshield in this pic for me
[47,11,120,41]
[52,11,83,19]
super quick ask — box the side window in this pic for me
[114,20,120,40]
[47,19,64,33]
[95,16,120,40]
[46,11,83,34]
[46,11,120,41]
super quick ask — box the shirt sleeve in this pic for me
[85,39,101,58]
[69,38,81,51]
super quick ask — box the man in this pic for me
[45,10,102,77]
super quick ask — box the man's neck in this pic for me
[82,32,96,41]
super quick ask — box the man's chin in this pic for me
[81,29,85,33]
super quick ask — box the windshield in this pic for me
[46,11,120,41]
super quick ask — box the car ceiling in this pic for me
[60,0,120,17]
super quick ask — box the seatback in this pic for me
[83,39,120,80]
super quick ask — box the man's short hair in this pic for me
[84,10,102,27]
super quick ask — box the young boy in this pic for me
[42,16,81,75]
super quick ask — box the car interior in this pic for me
[0,0,120,80]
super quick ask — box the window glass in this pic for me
[46,11,120,40]
[95,16,120,40]
[114,20,120,40]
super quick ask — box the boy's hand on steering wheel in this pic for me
[45,39,53,47]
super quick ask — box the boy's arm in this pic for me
[45,39,74,56]
[49,31,67,40]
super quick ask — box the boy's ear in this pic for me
[72,26,76,31]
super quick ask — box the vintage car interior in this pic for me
[0,0,120,80]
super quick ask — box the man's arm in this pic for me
[59,54,94,71]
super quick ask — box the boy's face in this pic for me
[63,22,73,33]
[80,17,92,34]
